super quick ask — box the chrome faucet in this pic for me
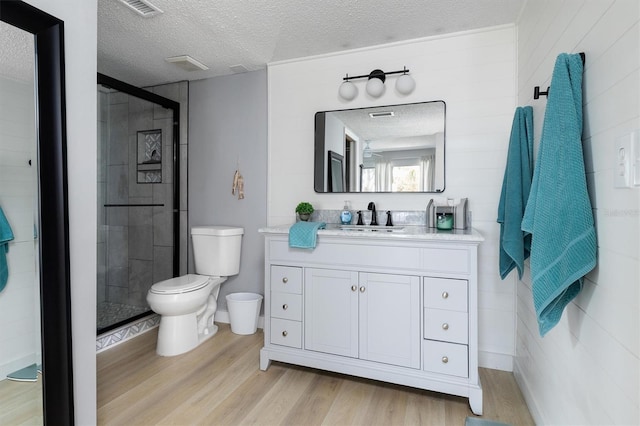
[368,202,378,226]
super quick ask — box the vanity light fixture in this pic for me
[338,67,415,100]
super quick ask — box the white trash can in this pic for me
[226,292,263,335]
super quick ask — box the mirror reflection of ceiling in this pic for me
[97,0,525,87]
[0,21,34,83]
[331,103,444,152]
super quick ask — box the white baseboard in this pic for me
[478,350,514,372]
[513,358,544,425]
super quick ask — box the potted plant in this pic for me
[295,202,314,221]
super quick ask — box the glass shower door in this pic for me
[97,76,179,333]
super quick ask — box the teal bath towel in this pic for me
[521,53,597,336]
[0,206,14,293]
[498,106,534,280]
[289,221,326,249]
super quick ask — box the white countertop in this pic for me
[259,223,484,242]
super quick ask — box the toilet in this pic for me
[147,225,243,356]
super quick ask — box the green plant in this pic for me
[295,202,314,215]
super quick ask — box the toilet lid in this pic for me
[150,274,213,294]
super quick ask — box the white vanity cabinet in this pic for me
[304,268,420,368]
[259,228,484,415]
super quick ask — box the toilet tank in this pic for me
[191,226,244,277]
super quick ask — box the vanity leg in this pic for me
[469,388,483,415]
[259,349,271,371]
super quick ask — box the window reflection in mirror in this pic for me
[314,101,445,193]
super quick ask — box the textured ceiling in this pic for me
[0,1,525,87]
[0,20,34,83]
[97,0,525,87]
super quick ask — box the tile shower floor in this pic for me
[97,301,149,330]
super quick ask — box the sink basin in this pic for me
[339,225,405,233]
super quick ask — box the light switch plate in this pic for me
[614,133,632,188]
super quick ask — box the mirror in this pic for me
[0,1,74,424]
[315,101,445,193]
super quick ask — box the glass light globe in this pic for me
[396,74,415,95]
[366,77,385,97]
[338,81,358,101]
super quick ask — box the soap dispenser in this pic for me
[340,201,352,225]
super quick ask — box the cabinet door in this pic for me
[304,268,359,358]
[359,273,420,369]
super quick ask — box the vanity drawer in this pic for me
[271,266,302,294]
[424,277,468,312]
[271,292,302,321]
[421,248,470,274]
[424,309,468,344]
[270,318,302,349]
[423,340,468,378]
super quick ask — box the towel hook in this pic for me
[534,52,585,100]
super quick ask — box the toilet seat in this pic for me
[150,274,216,295]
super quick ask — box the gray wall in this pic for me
[188,70,267,311]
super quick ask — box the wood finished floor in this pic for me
[0,375,43,425]
[97,324,534,426]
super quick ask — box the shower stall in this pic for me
[97,74,180,334]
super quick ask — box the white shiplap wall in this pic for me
[268,26,518,369]
[515,1,639,424]
[0,76,40,378]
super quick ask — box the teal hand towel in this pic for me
[521,53,597,337]
[289,221,326,249]
[498,106,534,280]
[0,206,15,292]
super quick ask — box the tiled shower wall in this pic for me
[97,81,188,313]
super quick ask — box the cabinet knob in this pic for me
[282,277,288,284]
[282,330,288,337]
[442,323,449,330]
[282,304,288,310]
[359,286,366,293]
[442,291,449,299]
[351,285,357,292]
[442,356,449,364]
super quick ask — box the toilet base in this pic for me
[156,314,221,356]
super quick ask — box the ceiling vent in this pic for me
[118,0,164,18]
[230,64,249,74]
[369,111,395,118]
[165,55,209,71]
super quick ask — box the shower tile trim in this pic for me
[95,310,266,353]
[96,314,160,353]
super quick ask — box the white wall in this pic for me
[268,26,518,370]
[515,1,639,425]
[0,76,40,378]
[26,0,98,424]
[189,70,268,311]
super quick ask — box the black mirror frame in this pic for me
[314,100,447,193]
[0,1,74,424]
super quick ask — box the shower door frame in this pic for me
[97,73,180,333]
